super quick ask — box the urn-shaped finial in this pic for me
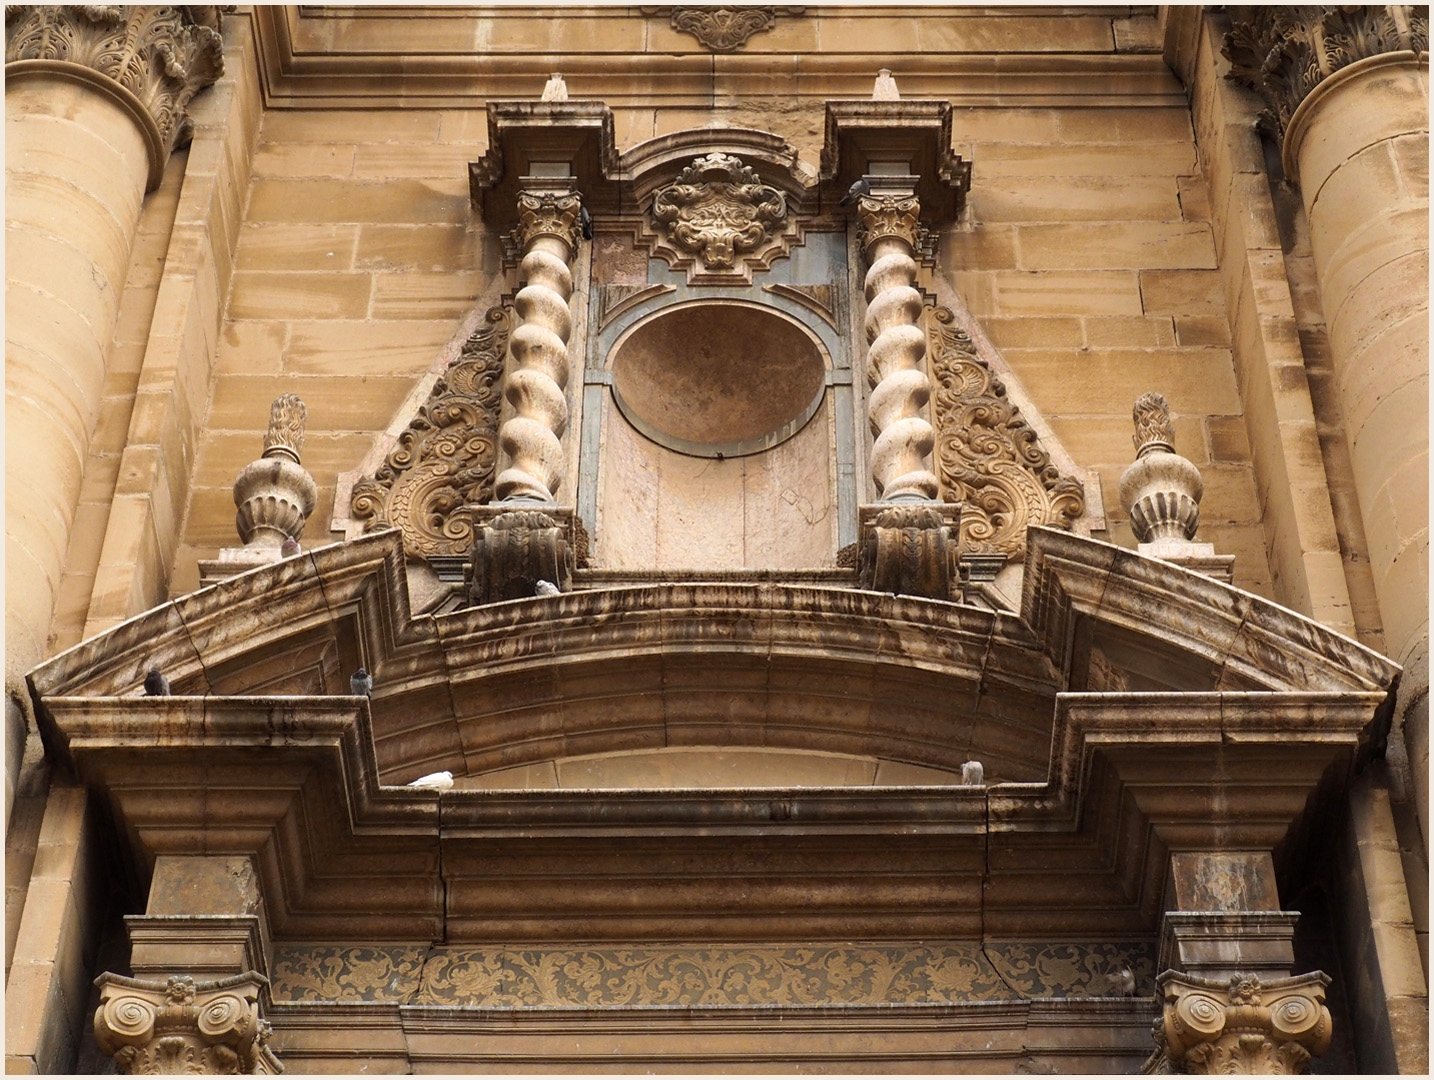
[1117,393,1204,542]
[233,394,318,548]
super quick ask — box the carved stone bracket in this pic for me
[1223,6,1429,142]
[857,502,961,600]
[1148,970,1333,1074]
[5,5,226,189]
[643,152,797,284]
[466,506,576,606]
[94,971,281,1075]
[349,308,507,561]
[928,307,1085,562]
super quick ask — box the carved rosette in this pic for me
[1150,970,1332,1074]
[858,193,938,502]
[928,307,1085,561]
[858,504,960,600]
[1223,6,1429,139]
[233,395,318,549]
[349,309,508,560]
[498,186,581,503]
[467,509,574,605]
[5,6,225,176]
[1118,392,1204,543]
[667,6,778,51]
[94,972,281,1075]
[646,153,792,283]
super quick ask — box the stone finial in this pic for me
[1131,390,1176,456]
[262,393,306,464]
[1151,970,1333,1074]
[93,971,281,1075]
[540,72,568,102]
[5,6,226,188]
[234,396,318,549]
[872,68,900,100]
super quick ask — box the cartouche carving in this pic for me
[5,6,225,167]
[1149,970,1332,1074]
[233,395,318,550]
[647,152,792,283]
[93,971,280,1075]
[667,6,777,51]
[349,308,507,559]
[1223,6,1429,139]
[858,192,938,502]
[498,184,582,503]
[928,307,1085,560]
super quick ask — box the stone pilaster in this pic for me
[1225,6,1430,844]
[1151,970,1333,1074]
[94,972,280,1075]
[495,179,583,503]
[857,179,938,503]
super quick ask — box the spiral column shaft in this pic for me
[858,190,938,502]
[496,185,582,503]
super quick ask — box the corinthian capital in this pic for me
[1151,970,1332,1075]
[94,971,280,1075]
[1223,6,1429,139]
[514,187,584,254]
[857,193,922,253]
[5,6,225,185]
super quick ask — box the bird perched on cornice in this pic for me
[350,667,372,698]
[579,205,593,241]
[961,759,984,786]
[838,177,870,207]
[143,668,170,696]
[280,535,300,558]
[408,770,454,790]
[535,579,561,596]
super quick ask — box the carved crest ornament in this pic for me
[664,6,779,51]
[646,152,793,282]
[349,308,507,559]
[927,307,1085,560]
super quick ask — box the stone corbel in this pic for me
[1149,969,1332,1074]
[466,505,576,605]
[94,971,281,1075]
[857,502,961,600]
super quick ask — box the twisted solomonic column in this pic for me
[496,181,583,503]
[858,187,938,502]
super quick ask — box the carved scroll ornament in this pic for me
[349,308,507,559]
[667,7,778,51]
[928,307,1085,560]
[647,152,791,282]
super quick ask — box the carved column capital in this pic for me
[94,971,281,1075]
[857,193,922,254]
[1151,970,1332,1074]
[5,6,226,188]
[1223,6,1429,142]
[514,186,584,256]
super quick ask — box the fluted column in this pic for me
[3,3,223,822]
[858,180,938,502]
[495,179,582,503]
[1226,6,1430,840]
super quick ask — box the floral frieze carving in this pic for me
[645,152,795,283]
[271,941,1154,1006]
[928,307,1085,561]
[1223,6,1429,139]
[349,307,507,560]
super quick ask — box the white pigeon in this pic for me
[407,770,454,790]
[961,759,984,786]
[535,579,561,596]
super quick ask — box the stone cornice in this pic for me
[1222,6,1429,146]
[5,6,226,190]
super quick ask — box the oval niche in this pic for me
[608,299,828,458]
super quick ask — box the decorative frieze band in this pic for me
[271,941,1154,1007]
[5,5,226,186]
[1223,6,1429,140]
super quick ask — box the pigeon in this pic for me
[1113,965,1137,996]
[350,667,373,698]
[143,668,171,697]
[579,205,593,241]
[280,536,301,558]
[408,770,454,790]
[838,177,870,207]
[535,579,561,596]
[540,72,568,102]
[961,759,984,786]
[872,68,900,101]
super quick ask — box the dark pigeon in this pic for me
[143,669,171,697]
[280,536,301,558]
[579,205,593,241]
[350,667,373,698]
[838,177,871,207]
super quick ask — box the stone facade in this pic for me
[6,6,1426,1074]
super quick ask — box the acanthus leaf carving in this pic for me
[1155,970,1333,1075]
[645,152,794,283]
[928,307,1085,560]
[349,306,507,560]
[667,6,778,51]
